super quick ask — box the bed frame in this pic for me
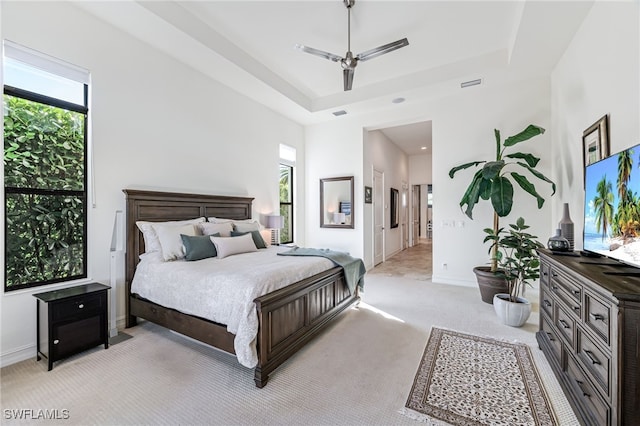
[124,189,359,388]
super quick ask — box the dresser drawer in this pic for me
[540,262,550,288]
[577,327,611,398]
[585,292,611,346]
[555,306,575,347]
[541,318,563,364]
[52,293,104,322]
[541,288,554,319]
[566,354,610,426]
[551,268,582,302]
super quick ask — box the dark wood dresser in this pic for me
[34,283,110,370]
[536,249,640,426]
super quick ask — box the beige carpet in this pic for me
[0,273,578,425]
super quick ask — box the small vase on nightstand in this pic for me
[559,203,574,251]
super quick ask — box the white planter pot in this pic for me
[493,293,531,327]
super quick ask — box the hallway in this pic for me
[368,239,432,280]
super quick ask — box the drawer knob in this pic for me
[78,304,84,309]
[552,286,559,291]
[572,306,580,311]
[585,350,601,365]
[552,273,558,278]
[545,332,555,342]
[590,313,605,321]
[559,319,570,329]
[571,289,580,295]
[53,339,59,345]
[543,300,552,307]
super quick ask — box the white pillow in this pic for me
[199,222,233,237]
[210,233,257,259]
[234,221,261,233]
[154,223,197,261]
[136,217,205,253]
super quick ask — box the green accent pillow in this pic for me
[231,230,267,249]
[181,233,220,261]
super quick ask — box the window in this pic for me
[279,144,295,244]
[3,42,89,291]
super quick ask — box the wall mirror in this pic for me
[320,176,354,229]
[390,187,399,229]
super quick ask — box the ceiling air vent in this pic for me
[332,110,348,117]
[461,78,482,88]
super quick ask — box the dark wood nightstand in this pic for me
[34,283,110,370]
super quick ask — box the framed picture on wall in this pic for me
[364,186,372,204]
[582,115,609,167]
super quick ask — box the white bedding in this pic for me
[130,246,334,368]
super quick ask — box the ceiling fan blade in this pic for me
[294,44,343,62]
[343,68,354,91]
[356,38,409,62]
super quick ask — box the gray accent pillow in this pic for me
[231,230,267,249]
[181,233,220,261]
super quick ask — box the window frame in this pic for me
[279,163,294,244]
[3,83,89,292]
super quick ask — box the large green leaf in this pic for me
[503,125,545,147]
[479,178,492,200]
[482,160,505,179]
[494,129,501,160]
[459,170,485,219]
[511,172,545,208]
[448,161,485,178]
[505,152,540,168]
[517,162,557,195]
[490,176,514,216]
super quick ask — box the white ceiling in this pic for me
[74,0,594,154]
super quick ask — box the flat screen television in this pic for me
[583,142,640,268]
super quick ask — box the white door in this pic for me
[373,169,384,265]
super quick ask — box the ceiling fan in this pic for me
[295,0,409,91]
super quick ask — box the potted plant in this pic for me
[483,217,543,326]
[448,124,555,303]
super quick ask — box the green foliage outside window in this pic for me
[279,164,293,243]
[4,95,86,289]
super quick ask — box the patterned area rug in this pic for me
[402,327,557,425]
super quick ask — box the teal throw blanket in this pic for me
[278,247,365,294]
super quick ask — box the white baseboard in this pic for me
[0,343,35,368]
[1,315,129,368]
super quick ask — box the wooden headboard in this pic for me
[123,189,254,288]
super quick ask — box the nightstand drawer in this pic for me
[52,293,104,321]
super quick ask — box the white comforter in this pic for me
[130,247,334,368]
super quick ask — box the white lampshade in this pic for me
[333,212,346,224]
[267,215,284,229]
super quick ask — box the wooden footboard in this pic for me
[254,266,359,387]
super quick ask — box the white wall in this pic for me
[366,130,409,265]
[551,1,640,249]
[305,77,553,282]
[0,1,305,366]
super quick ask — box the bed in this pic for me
[124,189,360,387]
